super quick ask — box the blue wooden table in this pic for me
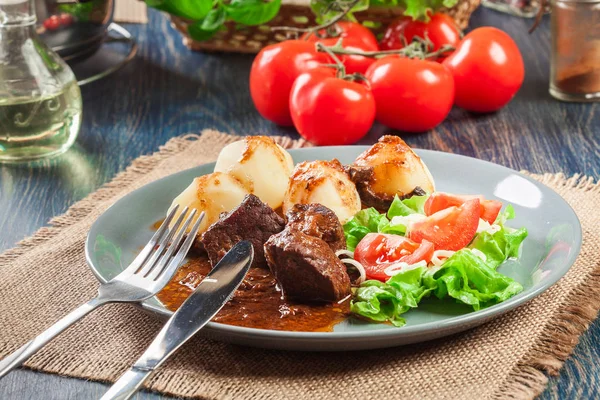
[1,6,599,399]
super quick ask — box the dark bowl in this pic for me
[36,0,114,62]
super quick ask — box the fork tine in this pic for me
[152,212,205,290]
[137,206,189,277]
[146,209,199,281]
[122,204,179,276]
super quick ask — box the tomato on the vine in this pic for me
[354,233,435,281]
[365,56,454,132]
[380,13,461,60]
[317,38,376,75]
[289,68,375,145]
[442,27,524,113]
[302,21,379,51]
[249,40,329,126]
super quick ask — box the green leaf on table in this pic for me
[146,0,213,20]
[224,0,282,26]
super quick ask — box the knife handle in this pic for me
[100,366,153,400]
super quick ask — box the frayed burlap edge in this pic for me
[1,132,598,400]
[492,173,600,400]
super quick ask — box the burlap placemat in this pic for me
[1,130,599,400]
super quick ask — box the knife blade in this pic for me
[101,240,254,400]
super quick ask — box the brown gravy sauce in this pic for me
[157,256,351,332]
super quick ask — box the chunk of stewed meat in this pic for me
[264,228,351,302]
[201,194,285,268]
[286,203,346,252]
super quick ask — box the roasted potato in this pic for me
[353,135,435,197]
[283,159,361,224]
[214,136,294,209]
[168,172,249,235]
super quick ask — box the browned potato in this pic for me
[353,135,435,197]
[168,172,250,235]
[214,136,294,209]
[283,159,361,224]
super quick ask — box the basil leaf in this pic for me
[188,21,219,41]
[146,0,213,20]
[201,7,227,30]
[225,0,281,26]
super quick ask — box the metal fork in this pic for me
[0,205,204,379]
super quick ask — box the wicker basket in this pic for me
[169,0,481,53]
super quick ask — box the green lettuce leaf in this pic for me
[423,249,523,310]
[351,266,430,326]
[343,207,389,251]
[387,194,429,218]
[469,205,528,269]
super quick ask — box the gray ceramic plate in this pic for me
[86,147,582,351]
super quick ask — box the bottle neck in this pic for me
[0,0,36,27]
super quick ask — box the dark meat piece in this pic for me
[201,194,285,268]
[345,165,426,211]
[264,228,351,302]
[286,203,346,252]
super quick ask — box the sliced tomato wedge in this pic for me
[410,198,480,251]
[424,192,502,224]
[354,233,434,281]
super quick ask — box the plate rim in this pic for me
[85,146,583,342]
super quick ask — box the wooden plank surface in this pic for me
[0,6,598,399]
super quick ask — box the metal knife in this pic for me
[100,240,254,400]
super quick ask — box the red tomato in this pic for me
[59,13,74,26]
[409,198,480,251]
[250,40,329,126]
[354,233,435,281]
[289,68,375,145]
[365,56,454,132]
[424,192,502,224]
[442,27,524,113]
[302,21,379,51]
[380,13,461,61]
[317,38,376,75]
[43,15,60,31]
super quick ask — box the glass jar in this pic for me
[550,0,600,102]
[0,0,82,163]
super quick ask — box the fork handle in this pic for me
[0,297,107,379]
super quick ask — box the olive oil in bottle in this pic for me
[0,0,82,163]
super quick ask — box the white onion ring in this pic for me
[431,250,456,267]
[335,250,355,258]
[335,250,366,285]
[341,258,366,285]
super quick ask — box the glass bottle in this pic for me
[0,0,82,163]
[550,0,600,102]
